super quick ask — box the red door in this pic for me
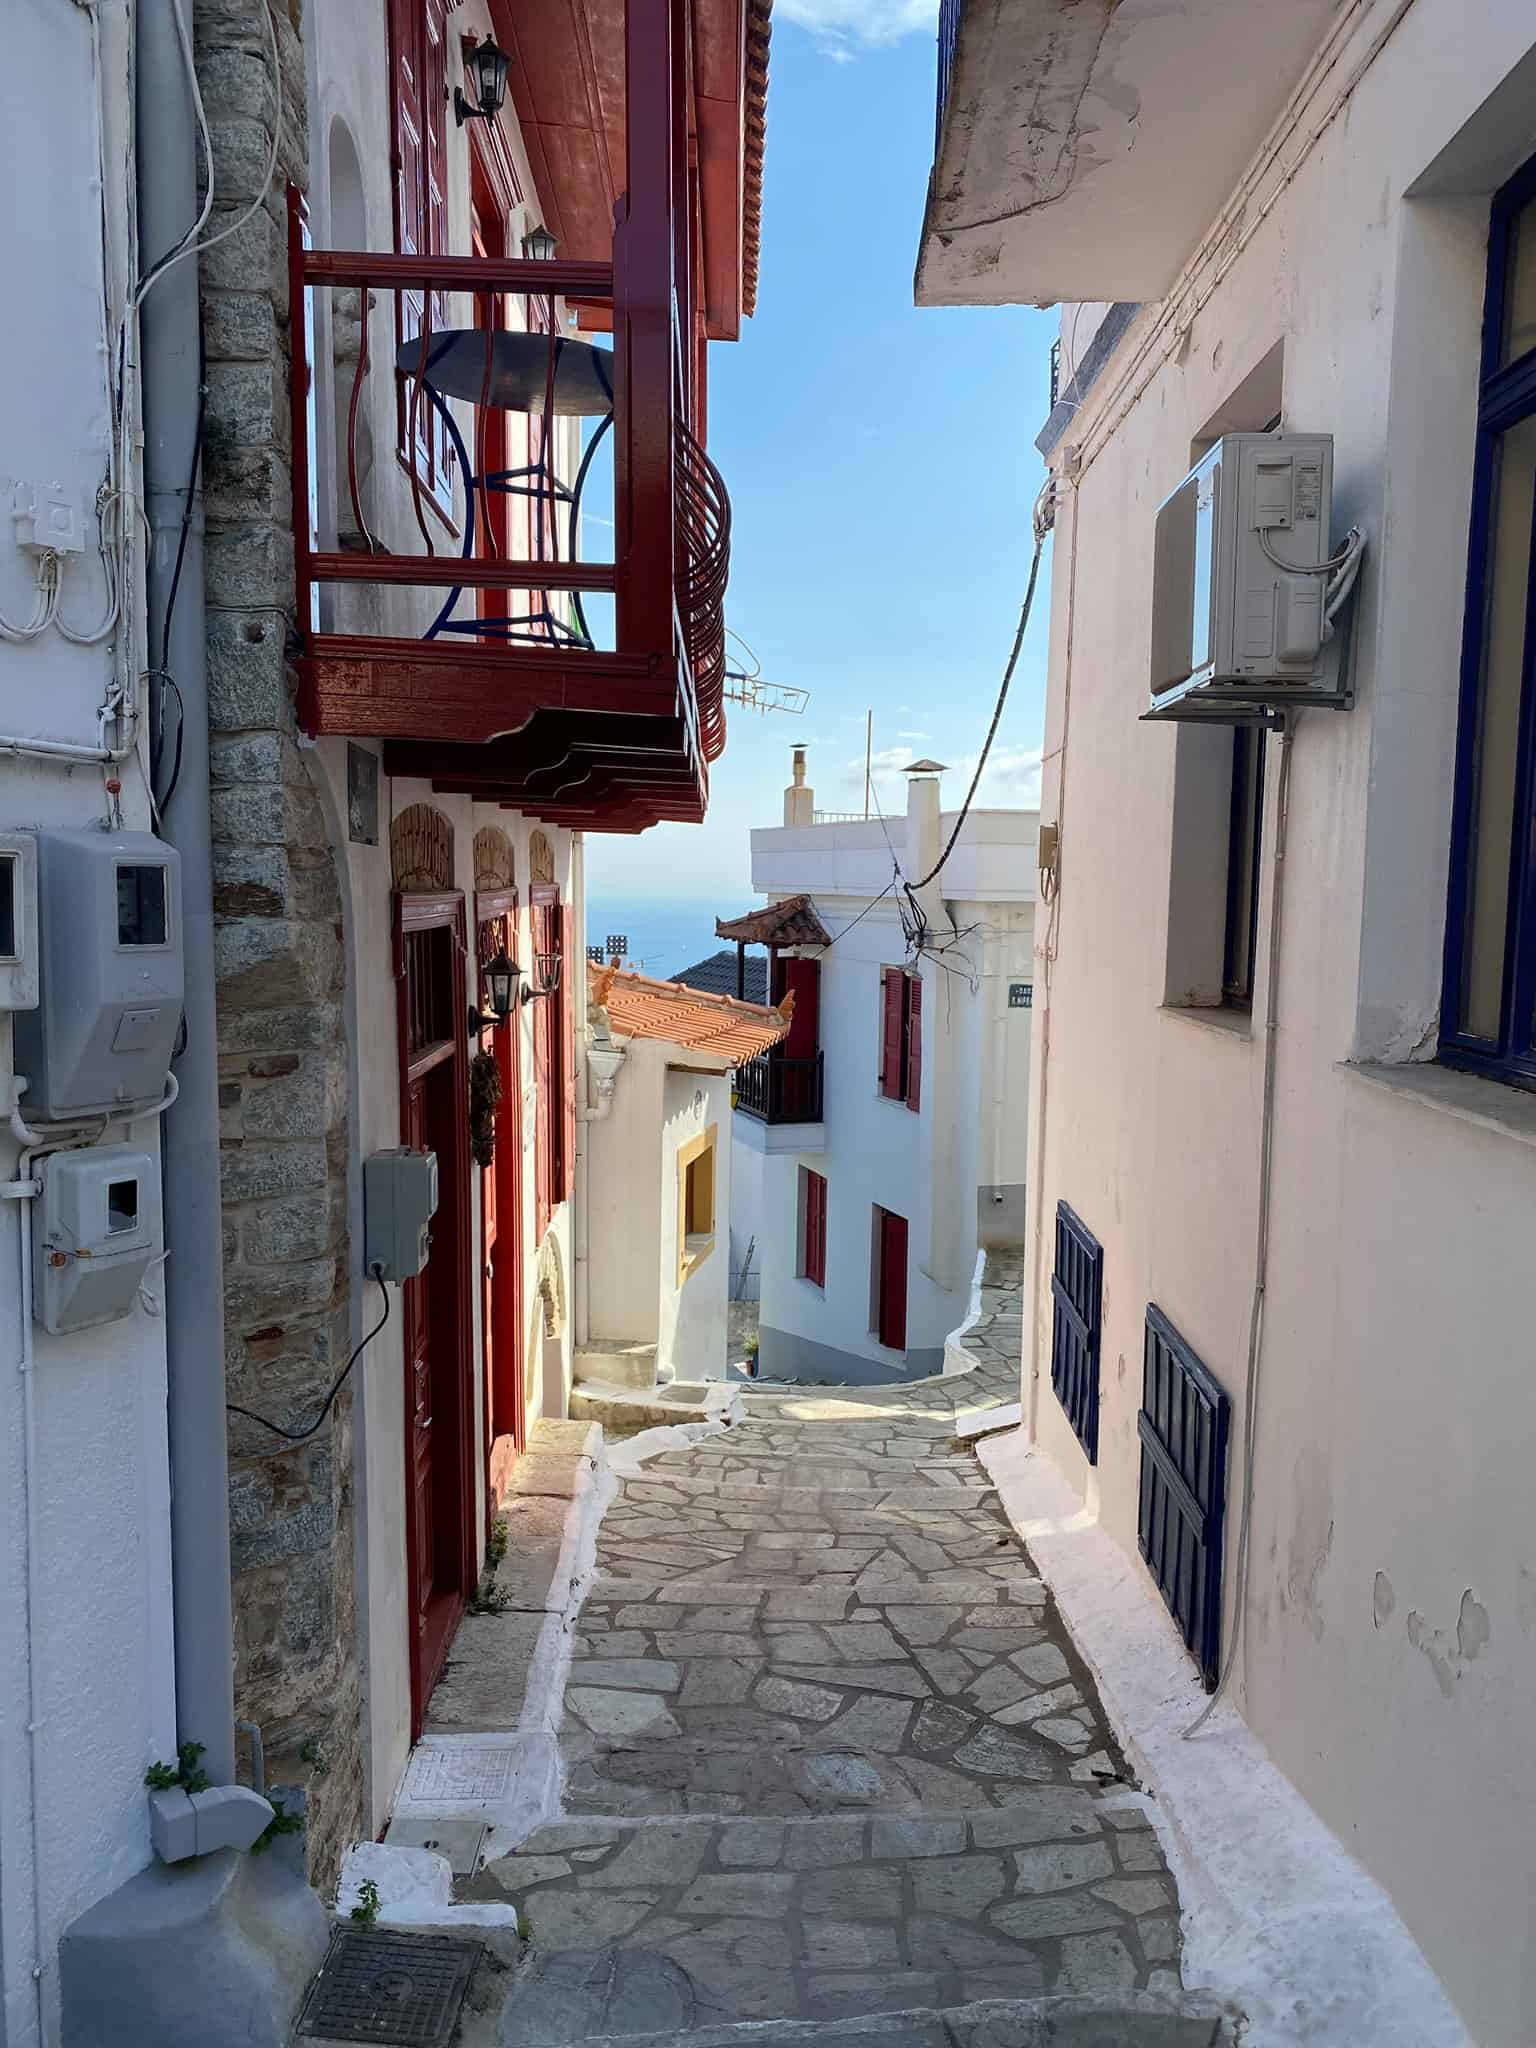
[772,956,820,1120]
[397,897,475,1738]
[876,1207,908,1352]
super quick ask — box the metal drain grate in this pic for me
[297,1928,480,2045]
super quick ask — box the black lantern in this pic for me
[455,38,511,126]
[521,224,559,264]
[470,949,520,1032]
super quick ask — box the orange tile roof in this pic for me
[589,960,792,1063]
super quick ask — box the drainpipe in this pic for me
[572,833,591,1351]
[136,0,236,1793]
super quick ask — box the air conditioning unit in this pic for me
[1146,433,1355,722]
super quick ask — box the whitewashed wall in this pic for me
[658,1067,730,1381]
[1023,5,1536,2038]
[0,8,174,2044]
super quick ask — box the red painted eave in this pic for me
[493,0,771,338]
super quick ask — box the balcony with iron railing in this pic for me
[935,0,962,148]
[734,1050,824,1127]
[286,0,733,834]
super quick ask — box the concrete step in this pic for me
[575,1342,660,1392]
[570,1380,743,1438]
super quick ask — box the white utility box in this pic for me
[35,1145,162,1333]
[11,831,183,1117]
[1149,433,1336,715]
[364,1148,439,1282]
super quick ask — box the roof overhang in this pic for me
[493,0,771,337]
[916,0,1344,307]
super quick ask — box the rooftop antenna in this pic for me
[864,709,873,821]
[722,627,811,716]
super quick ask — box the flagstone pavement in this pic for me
[475,1254,1236,2045]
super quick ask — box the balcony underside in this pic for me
[299,635,681,746]
[383,712,707,830]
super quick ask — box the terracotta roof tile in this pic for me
[714,894,831,949]
[589,960,791,1063]
[744,0,772,317]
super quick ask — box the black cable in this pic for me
[153,326,206,816]
[228,1271,390,1443]
[820,878,899,950]
[910,531,1046,892]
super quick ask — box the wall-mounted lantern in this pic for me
[455,38,511,127]
[521,224,559,264]
[470,949,519,1033]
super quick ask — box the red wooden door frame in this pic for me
[395,889,477,1740]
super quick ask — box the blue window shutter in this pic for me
[1050,1202,1102,1462]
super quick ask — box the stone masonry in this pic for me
[455,1264,1239,2043]
[194,0,363,1885]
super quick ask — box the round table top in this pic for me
[395,329,615,416]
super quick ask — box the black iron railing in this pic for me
[936,0,962,149]
[735,1051,823,1125]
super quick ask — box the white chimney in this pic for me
[784,745,814,827]
[904,759,948,929]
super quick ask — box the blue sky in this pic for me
[585,3,1058,914]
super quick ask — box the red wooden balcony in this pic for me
[287,0,762,833]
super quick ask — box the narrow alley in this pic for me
[462,1285,1234,2045]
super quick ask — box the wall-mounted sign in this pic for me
[1008,982,1033,1009]
[347,744,379,846]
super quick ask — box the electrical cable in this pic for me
[1182,713,1297,1740]
[909,521,1047,893]
[820,879,898,951]
[228,1270,390,1442]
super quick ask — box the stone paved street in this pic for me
[477,1258,1233,2044]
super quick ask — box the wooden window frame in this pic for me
[1221,726,1266,1008]
[1441,151,1536,1090]
[676,1123,719,1286]
[1050,1201,1103,1463]
[389,0,455,520]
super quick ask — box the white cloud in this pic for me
[897,729,932,741]
[776,0,938,59]
[839,740,1043,813]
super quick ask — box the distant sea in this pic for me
[585,899,726,981]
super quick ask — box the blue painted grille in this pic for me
[1138,1306,1231,1691]
[1050,1202,1102,1462]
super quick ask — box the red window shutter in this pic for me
[561,905,577,1201]
[879,968,904,1099]
[904,972,922,1112]
[804,1170,826,1287]
[533,903,553,1237]
[781,958,820,1061]
[878,1209,908,1351]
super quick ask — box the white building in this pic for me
[726,753,1036,1384]
[579,961,790,1389]
[919,2,1536,2040]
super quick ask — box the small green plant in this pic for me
[251,1796,304,1856]
[143,1742,210,1795]
[468,1575,511,1615]
[515,1905,532,1942]
[300,1736,330,1777]
[486,1515,509,1569]
[350,1878,382,1927]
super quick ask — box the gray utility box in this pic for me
[0,832,40,1011]
[12,831,183,1118]
[364,1148,439,1282]
[35,1144,162,1333]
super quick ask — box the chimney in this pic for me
[904,759,948,928]
[784,745,814,827]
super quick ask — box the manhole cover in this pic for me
[386,1817,489,1875]
[297,1928,481,2045]
[401,1744,518,1804]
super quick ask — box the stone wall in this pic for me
[195,0,362,1888]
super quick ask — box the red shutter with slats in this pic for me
[803,1169,827,1287]
[904,972,922,1112]
[877,1208,908,1351]
[533,900,553,1238]
[879,967,904,1099]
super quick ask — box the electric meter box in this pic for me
[0,832,39,1011]
[364,1147,439,1282]
[12,831,183,1117]
[1149,432,1335,714]
[35,1144,162,1333]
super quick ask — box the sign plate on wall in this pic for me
[347,744,379,845]
[1009,982,1033,1009]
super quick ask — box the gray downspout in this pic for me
[136,0,235,1790]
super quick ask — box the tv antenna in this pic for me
[723,629,810,716]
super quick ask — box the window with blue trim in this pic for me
[1443,155,1536,1088]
